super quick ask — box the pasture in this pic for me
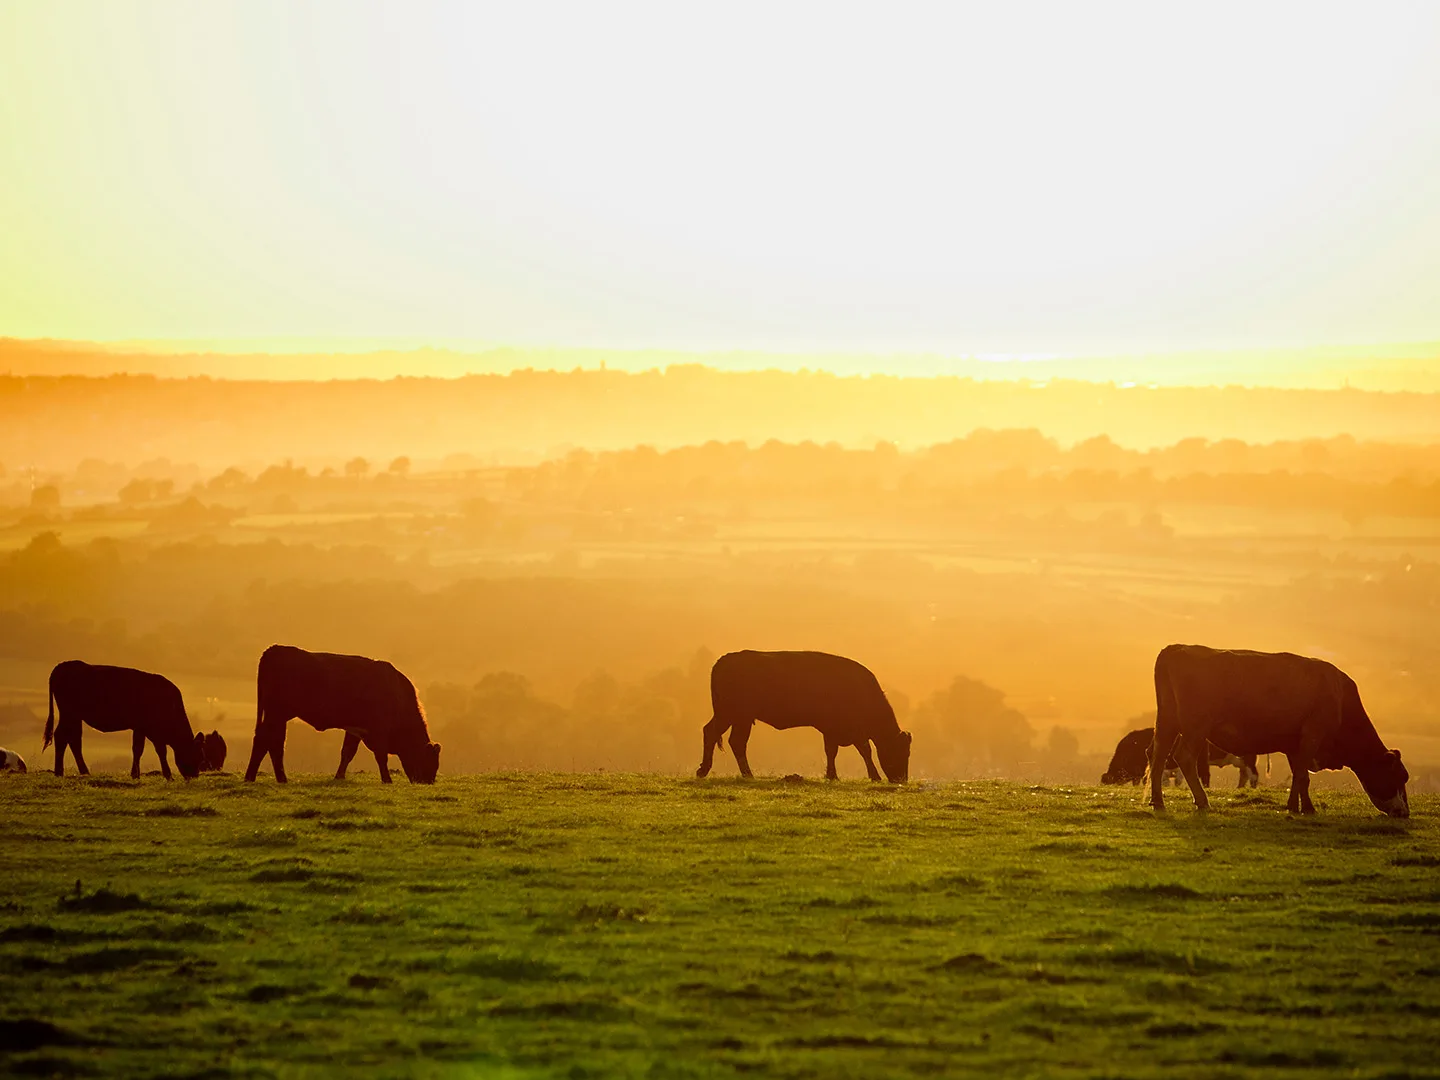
[1,773,1438,1078]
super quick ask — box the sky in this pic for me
[3,1,1440,367]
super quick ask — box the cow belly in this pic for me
[73,712,139,734]
[1202,720,1296,758]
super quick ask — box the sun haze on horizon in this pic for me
[3,2,1440,371]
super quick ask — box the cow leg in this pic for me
[270,736,288,784]
[729,719,754,779]
[1149,727,1180,811]
[1284,751,1315,815]
[336,732,362,779]
[131,730,145,779]
[153,740,173,781]
[1198,748,1212,789]
[243,738,267,782]
[67,721,89,776]
[246,717,288,783]
[696,715,731,778]
[374,750,393,784]
[1173,738,1210,811]
[824,736,840,780]
[855,740,883,782]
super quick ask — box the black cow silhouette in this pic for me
[44,661,202,779]
[696,650,912,782]
[243,645,440,784]
[1151,644,1407,816]
[194,730,227,772]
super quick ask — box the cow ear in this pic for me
[903,731,913,747]
[1392,749,1403,762]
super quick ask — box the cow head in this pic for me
[876,729,912,784]
[174,735,204,780]
[203,731,227,771]
[1357,749,1409,818]
[399,741,442,784]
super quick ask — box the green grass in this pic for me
[2,775,1439,1078]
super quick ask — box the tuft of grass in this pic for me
[57,887,154,914]
[1102,883,1205,901]
[141,804,219,818]
[233,827,300,848]
[1393,853,1440,867]
[933,952,1006,973]
[1071,946,1232,974]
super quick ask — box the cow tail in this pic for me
[43,676,56,750]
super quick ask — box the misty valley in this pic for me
[4,383,1440,789]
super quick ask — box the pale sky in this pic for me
[3,1,1439,362]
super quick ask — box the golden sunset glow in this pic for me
[4,2,1440,364]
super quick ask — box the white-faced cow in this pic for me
[1151,644,1408,817]
[1101,726,1260,788]
[0,749,25,772]
[44,661,203,780]
[696,650,912,783]
[243,645,441,784]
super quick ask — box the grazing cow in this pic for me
[1101,727,1260,788]
[243,645,441,784]
[1151,644,1408,817]
[194,730,227,772]
[695,650,913,783]
[44,661,203,780]
[0,748,25,772]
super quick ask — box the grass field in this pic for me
[2,774,1438,1078]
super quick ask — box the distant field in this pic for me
[2,775,1438,1078]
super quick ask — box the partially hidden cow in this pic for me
[44,661,203,779]
[243,645,441,784]
[0,749,25,772]
[194,730,227,772]
[696,650,912,783]
[1101,726,1259,788]
[1151,644,1408,817]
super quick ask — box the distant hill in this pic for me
[6,363,1440,471]
[5,336,1440,390]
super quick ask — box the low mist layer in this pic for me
[12,361,1440,475]
[3,426,1438,787]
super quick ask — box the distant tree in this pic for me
[912,675,1035,775]
[345,457,370,479]
[119,479,154,504]
[206,467,249,492]
[30,484,60,510]
[1045,725,1079,765]
[388,456,411,477]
